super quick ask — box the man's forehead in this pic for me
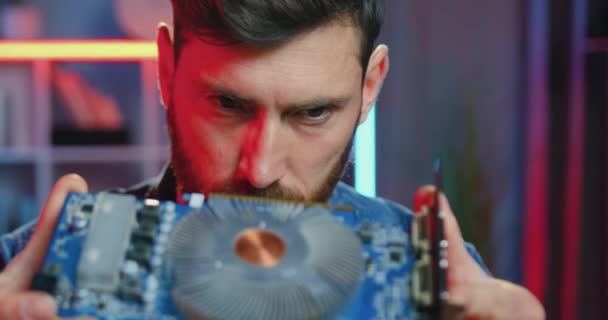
[177,22,362,74]
[176,22,363,104]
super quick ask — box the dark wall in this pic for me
[376,0,525,281]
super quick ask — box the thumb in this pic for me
[2,174,88,291]
[0,291,57,320]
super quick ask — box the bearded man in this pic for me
[0,1,544,319]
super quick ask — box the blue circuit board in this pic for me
[33,193,189,319]
[32,192,420,319]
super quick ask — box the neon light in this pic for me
[354,105,376,197]
[0,40,157,61]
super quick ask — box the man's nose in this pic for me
[237,113,287,189]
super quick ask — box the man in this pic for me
[0,1,544,319]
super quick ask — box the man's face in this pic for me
[166,22,370,201]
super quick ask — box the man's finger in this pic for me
[454,279,546,320]
[437,193,482,270]
[3,174,88,290]
[0,291,57,320]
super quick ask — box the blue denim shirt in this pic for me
[0,166,487,319]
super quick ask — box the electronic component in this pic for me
[31,263,62,295]
[33,191,422,319]
[388,243,405,263]
[77,193,136,291]
[358,222,374,244]
[139,199,162,224]
[411,160,448,314]
[168,197,363,319]
[411,160,464,319]
[76,193,137,292]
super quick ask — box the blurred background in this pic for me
[0,0,606,319]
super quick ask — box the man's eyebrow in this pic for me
[202,77,350,109]
[204,81,255,104]
[285,97,351,110]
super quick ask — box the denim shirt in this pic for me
[0,166,487,319]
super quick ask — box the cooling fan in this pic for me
[169,195,364,319]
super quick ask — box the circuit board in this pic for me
[32,192,419,319]
[32,193,190,319]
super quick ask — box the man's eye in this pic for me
[304,108,327,118]
[294,106,333,124]
[215,95,241,111]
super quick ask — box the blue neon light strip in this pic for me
[354,105,376,197]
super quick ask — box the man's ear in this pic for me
[157,23,175,110]
[359,44,389,124]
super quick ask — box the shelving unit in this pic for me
[0,40,168,232]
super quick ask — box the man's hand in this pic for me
[0,174,88,319]
[414,186,546,320]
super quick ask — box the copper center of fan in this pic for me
[234,228,286,268]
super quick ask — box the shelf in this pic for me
[51,145,170,163]
[0,145,170,163]
[0,148,38,163]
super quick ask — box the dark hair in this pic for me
[170,0,384,70]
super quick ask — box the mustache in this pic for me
[211,181,307,202]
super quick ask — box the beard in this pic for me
[167,106,356,203]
